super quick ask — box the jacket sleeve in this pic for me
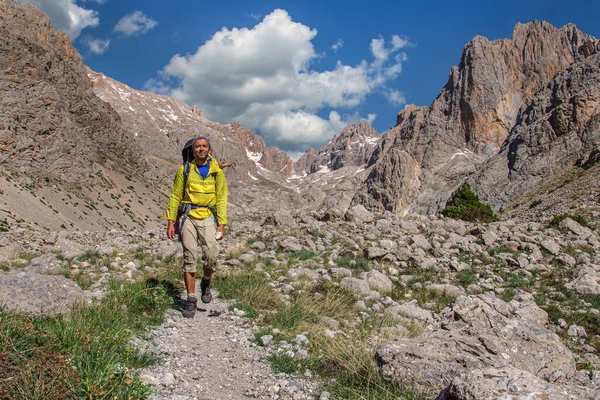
[165,165,185,221]
[215,169,228,225]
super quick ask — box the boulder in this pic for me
[0,272,84,316]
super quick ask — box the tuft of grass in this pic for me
[0,218,9,232]
[289,249,315,261]
[457,268,477,287]
[77,250,102,264]
[312,337,429,400]
[498,287,516,302]
[265,286,356,334]
[411,287,457,313]
[267,353,301,374]
[214,270,281,315]
[336,256,369,271]
[222,242,249,260]
[529,200,543,209]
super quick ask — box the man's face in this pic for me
[193,138,210,160]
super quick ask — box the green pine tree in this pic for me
[440,184,498,223]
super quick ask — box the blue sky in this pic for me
[20,0,600,159]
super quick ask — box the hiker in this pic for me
[166,136,228,318]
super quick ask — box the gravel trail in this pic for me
[138,286,322,400]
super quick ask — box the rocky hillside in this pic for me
[89,70,299,184]
[1,208,599,398]
[0,0,169,232]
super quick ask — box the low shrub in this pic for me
[440,184,498,223]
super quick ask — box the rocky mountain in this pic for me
[470,52,600,210]
[0,0,167,232]
[307,120,380,174]
[88,68,388,221]
[89,70,297,184]
[357,21,600,217]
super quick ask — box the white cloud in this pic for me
[114,10,157,36]
[332,39,344,52]
[366,113,377,124]
[384,88,406,106]
[81,36,110,54]
[262,110,346,150]
[391,35,410,50]
[20,0,98,40]
[152,9,408,152]
[82,0,106,4]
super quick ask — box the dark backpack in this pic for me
[181,136,197,187]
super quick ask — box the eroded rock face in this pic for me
[376,292,578,396]
[471,53,600,210]
[360,21,600,215]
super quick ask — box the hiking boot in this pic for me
[182,297,197,318]
[201,278,213,304]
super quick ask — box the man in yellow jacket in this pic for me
[166,136,228,318]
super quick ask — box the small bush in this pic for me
[440,184,498,223]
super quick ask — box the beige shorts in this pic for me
[180,217,220,273]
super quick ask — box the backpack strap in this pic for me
[182,161,191,199]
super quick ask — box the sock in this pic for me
[187,293,197,301]
[202,276,211,282]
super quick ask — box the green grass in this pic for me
[288,249,316,261]
[265,286,356,334]
[312,337,429,400]
[213,270,282,316]
[457,268,477,287]
[0,275,177,399]
[336,256,369,271]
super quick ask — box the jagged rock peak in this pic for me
[446,20,599,153]
[308,120,381,173]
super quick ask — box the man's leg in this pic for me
[198,218,220,304]
[181,218,200,317]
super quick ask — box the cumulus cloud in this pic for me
[20,0,98,40]
[81,36,110,54]
[153,9,409,153]
[82,0,106,4]
[114,10,157,36]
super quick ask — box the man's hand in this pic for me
[167,220,175,240]
[216,225,225,240]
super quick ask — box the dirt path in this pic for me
[138,286,322,400]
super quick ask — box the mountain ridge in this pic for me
[1,0,599,232]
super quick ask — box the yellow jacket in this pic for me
[166,157,228,225]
